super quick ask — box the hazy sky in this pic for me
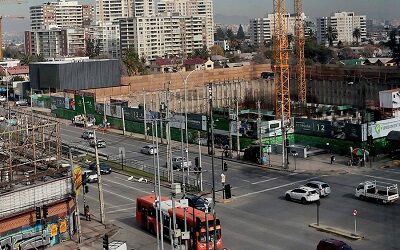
[1,0,400,33]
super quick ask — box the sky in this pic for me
[1,0,400,33]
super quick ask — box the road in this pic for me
[62,125,400,250]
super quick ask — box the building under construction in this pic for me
[0,109,76,249]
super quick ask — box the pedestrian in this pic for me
[84,205,91,221]
[330,155,335,164]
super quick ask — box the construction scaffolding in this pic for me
[0,108,63,192]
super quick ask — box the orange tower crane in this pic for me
[272,0,291,121]
[295,0,306,104]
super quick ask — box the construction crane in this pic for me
[295,0,306,104]
[272,0,291,121]
[0,0,25,61]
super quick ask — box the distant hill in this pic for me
[214,13,250,25]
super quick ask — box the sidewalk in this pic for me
[49,215,119,250]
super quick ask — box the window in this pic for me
[357,185,364,190]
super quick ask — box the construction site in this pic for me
[0,108,76,250]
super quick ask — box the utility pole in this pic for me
[122,107,126,135]
[143,90,147,140]
[93,130,105,224]
[257,100,263,164]
[69,148,81,243]
[154,120,164,250]
[208,83,217,250]
[165,82,172,182]
[281,105,287,169]
[151,121,161,250]
[236,97,240,159]
[198,131,203,191]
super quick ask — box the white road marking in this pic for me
[251,173,299,185]
[242,180,252,183]
[90,184,137,201]
[234,176,328,199]
[358,174,400,183]
[103,178,152,194]
[107,207,136,214]
[377,169,400,175]
[107,203,135,209]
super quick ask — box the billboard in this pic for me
[370,117,400,139]
[294,118,332,137]
[169,113,207,131]
[74,95,95,115]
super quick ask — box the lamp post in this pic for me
[291,151,298,171]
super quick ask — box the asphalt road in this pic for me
[62,125,400,250]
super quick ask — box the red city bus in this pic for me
[136,195,223,250]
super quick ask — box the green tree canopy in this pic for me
[325,26,337,47]
[215,27,226,41]
[236,24,245,40]
[122,47,146,76]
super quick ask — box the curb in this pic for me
[309,223,363,240]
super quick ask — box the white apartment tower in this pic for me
[157,0,214,48]
[120,14,204,60]
[95,0,133,24]
[249,13,306,46]
[317,11,367,46]
[133,0,155,17]
[29,0,88,30]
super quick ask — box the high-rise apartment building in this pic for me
[26,0,93,57]
[25,28,85,57]
[29,0,91,30]
[157,0,214,48]
[120,13,204,60]
[95,0,133,24]
[132,0,155,17]
[249,13,306,46]
[317,12,367,46]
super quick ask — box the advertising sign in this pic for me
[73,165,82,195]
[294,118,332,137]
[169,113,207,131]
[370,117,400,139]
[59,220,67,233]
[74,95,95,115]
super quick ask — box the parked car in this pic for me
[182,194,212,212]
[285,186,320,204]
[0,96,6,102]
[89,139,106,148]
[172,156,192,170]
[15,100,28,106]
[81,130,94,140]
[303,181,331,197]
[140,145,157,155]
[82,170,98,183]
[317,239,353,250]
[89,162,112,174]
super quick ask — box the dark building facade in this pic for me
[30,59,121,91]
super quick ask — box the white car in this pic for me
[0,96,6,102]
[81,130,94,140]
[285,186,320,204]
[15,100,28,106]
[140,145,157,155]
[82,170,98,183]
[302,181,331,197]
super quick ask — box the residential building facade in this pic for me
[95,0,132,24]
[317,12,367,46]
[119,13,204,60]
[249,13,306,46]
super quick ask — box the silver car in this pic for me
[140,145,157,155]
[303,181,331,197]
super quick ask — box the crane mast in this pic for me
[295,0,306,104]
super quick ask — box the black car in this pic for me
[317,239,353,250]
[89,162,112,175]
[183,194,211,212]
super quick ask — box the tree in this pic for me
[215,27,226,41]
[353,27,361,45]
[339,47,357,60]
[210,45,224,56]
[192,46,210,59]
[226,29,235,40]
[361,44,376,58]
[388,29,400,65]
[85,38,101,58]
[20,54,45,66]
[325,26,337,47]
[122,47,145,76]
[236,24,245,40]
[337,41,344,49]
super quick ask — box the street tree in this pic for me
[192,46,210,59]
[122,47,145,76]
[353,27,361,45]
[325,26,337,47]
[215,27,226,41]
[85,38,101,58]
[210,45,224,56]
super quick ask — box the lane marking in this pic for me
[107,207,136,214]
[106,203,134,209]
[102,178,152,194]
[358,174,400,183]
[234,175,328,199]
[377,169,400,175]
[90,184,137,201]
[251,173,299,185]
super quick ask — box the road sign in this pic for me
[73,165,82,194]
[353,209,357,216]
[221,173,226,184]
[119,147,125,159]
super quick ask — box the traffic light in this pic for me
[285,138,289,147]
[43,205,48,219]
[103,234,109,250]
[224,184,231,199]
[35,207,41,220]
[82,173,87,186]
[195,157,199,168]
[84,185,89,194]
[223,162,228,172]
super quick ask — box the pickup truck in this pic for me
[355,180,399,204]
[172,156,192,170]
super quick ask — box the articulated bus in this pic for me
[136,195,223,250]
